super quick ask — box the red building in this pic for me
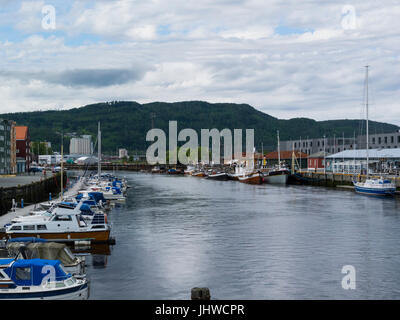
[16,126,31,173]
[307,151,329,171]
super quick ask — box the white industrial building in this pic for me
[69,135,93,155]
[325,149,400,174]
[119,148,129,159]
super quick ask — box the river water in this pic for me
[85,172,400,299]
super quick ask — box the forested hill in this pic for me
[1,101,398,153]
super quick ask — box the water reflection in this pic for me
[85,172,400,300]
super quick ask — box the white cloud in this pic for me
[0,0,399,126]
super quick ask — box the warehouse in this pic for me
[325,149,400,174]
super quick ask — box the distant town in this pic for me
[2,117,400,176]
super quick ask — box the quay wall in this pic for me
[0,173,66,216]
[297,171,400,188]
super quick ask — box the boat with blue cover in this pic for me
[0,258,88,300]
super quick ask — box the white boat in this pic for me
[0,258,89,300]
[264,130,290,185]
[5,202,111,243]
[263,169,290,184]
[354,178,396,196]
[353,66,396,196]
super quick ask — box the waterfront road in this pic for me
[0,174,45,188]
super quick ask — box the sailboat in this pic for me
[263,130,290,184]
[353,66,396,196]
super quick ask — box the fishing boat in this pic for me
[353,66,396,196]
[0,258,88,300]
[206,172,229,181]
[238,172,263,185]
[151,166,161,174]
[264,168,290,184]
[264,130,290,185]
[4,202,111,243]
[191,171,206,177]
[228,165,254,181]
[167,168,183,174]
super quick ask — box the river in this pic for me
[85,172,400,299]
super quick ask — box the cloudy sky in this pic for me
[0,0,399,124]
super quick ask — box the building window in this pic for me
[379,137,381,144]
[391,136,394,143]
[385,137,388,144]
[372,138,375,144]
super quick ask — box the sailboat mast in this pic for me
[365,66,369,178]
[277,130,281,170]
[98,121,101,180]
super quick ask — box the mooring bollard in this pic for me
[191,287,211,300]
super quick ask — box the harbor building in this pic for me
[357,130,400,149]
[0,119,13,174]
[280,137,356,156]
[15,126,31,173]
[325,149,400,174]
[69,135,93,155]
[280,130,400,155]
[307,151,330,172]
[10,121,16,173]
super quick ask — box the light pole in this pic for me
[55,131,64,200]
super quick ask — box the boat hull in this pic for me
[206,173,229,181]
[354,186,396,196]
[192,172,206,177]
[4,230,111,242]
[264,173,289,185]
[0,282,89,300]
[238,174,263,185]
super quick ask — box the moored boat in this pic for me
[206,172,229,181]
[191,171,206,177]
[263,169,290,185]
[4,202,111,243]
[354,178,396,196]
[238,172,263,185]
[353,66,396,196]
[0,258,89,300]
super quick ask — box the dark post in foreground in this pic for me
[191,287,211,300]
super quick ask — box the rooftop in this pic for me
[15,126,28,140]
[327,148,400,159]
[265,151,308,160]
